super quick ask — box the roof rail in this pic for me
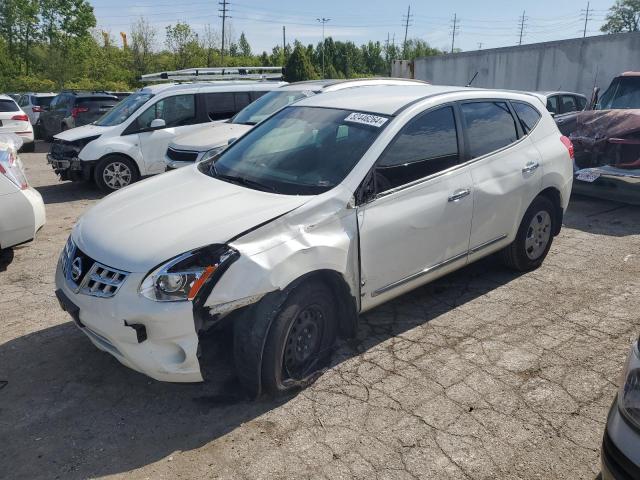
[140,66,284,83]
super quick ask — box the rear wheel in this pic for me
[501,196,556,271]
[20,141,35,153]
[94,155,139,192]
[261,281,337,394]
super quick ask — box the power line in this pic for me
[219,0,230,63]
[450,13,459,53]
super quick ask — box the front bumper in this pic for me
[47,154,96,181]
[601,397,640,480]
[54,257,203,382]
[573,166,640,205]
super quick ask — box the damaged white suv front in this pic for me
[55,84,573,395]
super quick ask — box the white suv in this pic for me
[47,81,285,191]
[165,78,429,170]
[55,85,573,395]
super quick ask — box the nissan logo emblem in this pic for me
[70,257,83,282]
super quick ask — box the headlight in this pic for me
[200,145,225,163]
[139,245,237,302]
[618,337,640,430]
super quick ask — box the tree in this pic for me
[130,17,156,76]
[238,32,251,57]
[601,0,640,33]
[165,22,199,69]
[284,43,317,82]
[200,24,219,67]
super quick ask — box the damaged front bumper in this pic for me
[54,258,204,382]
[47,139,97,181]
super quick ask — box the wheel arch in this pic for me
[536,186,563,236]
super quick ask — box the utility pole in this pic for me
[450,13,459,54]
[402,5,413,57]
[316,17,330,78]
[518,10,527,46]
[477,42,483,50]
[582,2,591,38]
[282,25,286,63]
[219,0,230,64]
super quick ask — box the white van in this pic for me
[165,78,429,169]
[47,81,285,191]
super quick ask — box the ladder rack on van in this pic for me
[140,67,284,83]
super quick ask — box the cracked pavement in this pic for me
[1,143,639,479]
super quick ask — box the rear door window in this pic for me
[546,96,559,114]
[234,92,252,111]
[375,106,460,191]
[460,101,518,159]
[512,101,542,134]
[250,91,268,101]
[576,96,587,110]
[205,92,236,120]
[0,99,19,112]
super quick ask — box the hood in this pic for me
[74,166,311,272]
[54,124,112,142]
[170,122,252,151]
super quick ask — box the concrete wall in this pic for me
[394,33,640,97]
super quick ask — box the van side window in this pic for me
[136,94,197,129]
[251,91,268,101]
[460,102,518,159]
[375,106,459,192]
[205,92,236,120]
[512,101,542,134]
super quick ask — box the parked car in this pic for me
[6,93,22,102]
[47,81,285,191]
[0,135,46,250]
[538,91,587,131]
[601,334,640,479]
[567,72,640,205]
[0,94,35,152]
[108,91,132,102]
[17,92,56,126]
[54,84,573,394]
[40,91,119,140]
[165,78,430,170]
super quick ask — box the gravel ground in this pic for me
[1,142,639,480]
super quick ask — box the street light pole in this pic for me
[316,17,330,78]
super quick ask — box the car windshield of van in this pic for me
[201,106,389,195]
[94,92,154,126]
[231,90,315,126]
[597,77,640,110]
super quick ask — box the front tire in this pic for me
[94,155,139,192]
[501,196,556,271]
[261,281,337,395]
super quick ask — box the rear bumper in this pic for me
[0,187,45,249]
[573,166,640,205]
[601,397,640,480]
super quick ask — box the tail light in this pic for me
[32,106,43,113]
[0,149,29,190]
[560,136,574,160]
[11,114,29,122]
[71,107,89,118]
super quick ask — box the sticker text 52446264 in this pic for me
[344,112,388,128]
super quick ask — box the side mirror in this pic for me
[589,87,600,110]
[150,118,166,129]
[228,137,237,145]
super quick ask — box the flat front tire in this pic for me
[501,196,556,272]
[261,281,337,395]
[94,155,139,192]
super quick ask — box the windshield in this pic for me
[202,106,389,195]
[231,90,315,125]
[597,77,640,110]
[94,92,153,126]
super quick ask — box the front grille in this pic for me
[60,236,129,298]
[49,139,79,160]
[167,146,199,163]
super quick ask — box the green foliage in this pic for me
[601,0,640,33]
[284,44,318,82]
[0,0,442,91]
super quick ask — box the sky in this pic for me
[90,0,616,56]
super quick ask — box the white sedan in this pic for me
[0,94,35,152]
[0,135,46,250]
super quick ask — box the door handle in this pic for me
[522,162,540,174]
[448,188,471,202]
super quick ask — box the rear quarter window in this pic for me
[460,101,519,159]
[512,101,542,134]
[0,99,19,112]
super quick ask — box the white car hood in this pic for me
[170,122,252,151]
[54,124,113,142]
[74,166,312,272]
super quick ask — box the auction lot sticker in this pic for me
[344,112,388,128]
[576,169,601,183]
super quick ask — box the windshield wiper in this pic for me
[235,121,257,126]
[210,164,278,193]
